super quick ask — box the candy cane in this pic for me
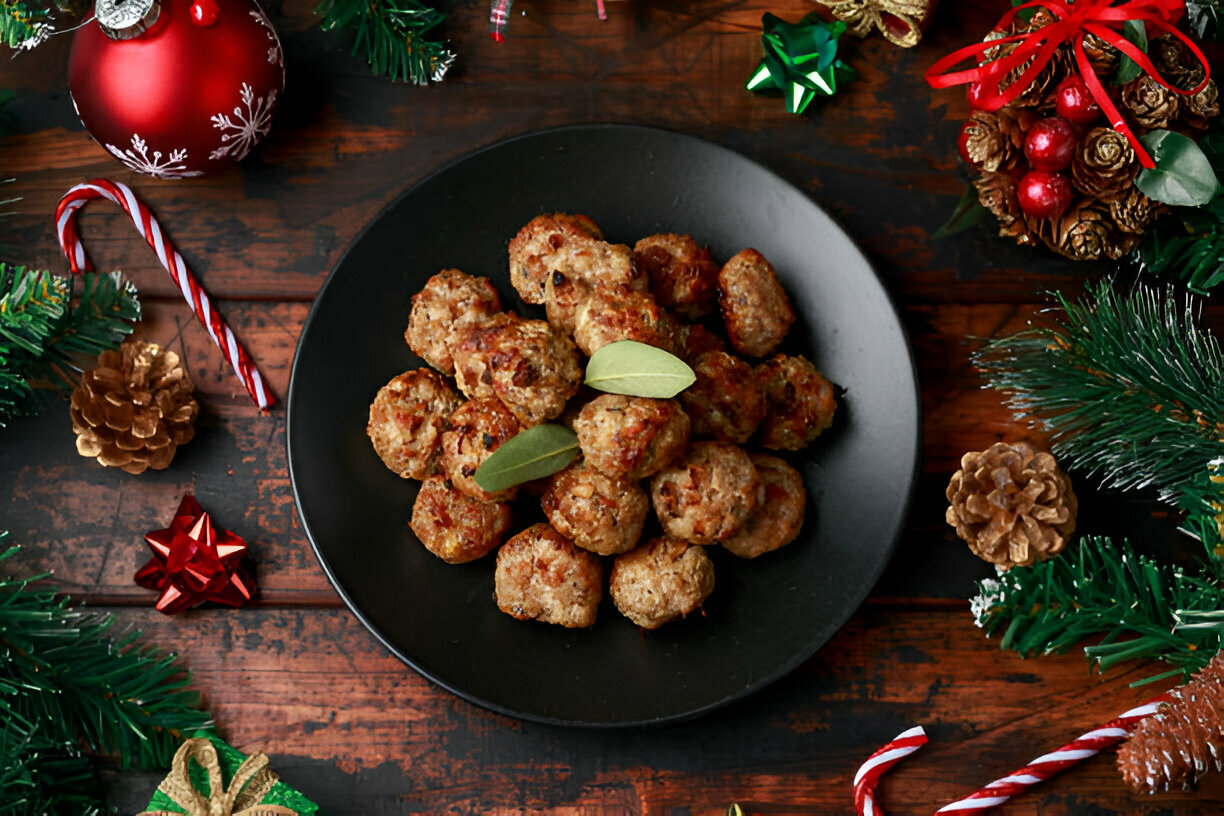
[56,180,273,409]
[854,726,927,816]
[934,693,1171,813]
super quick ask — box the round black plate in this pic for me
[287,124,920,727]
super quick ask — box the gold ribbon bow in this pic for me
[824,0,929,48]
[137,738,299,816]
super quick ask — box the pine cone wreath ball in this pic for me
[70,339,198,474]
[945,441,1077,569]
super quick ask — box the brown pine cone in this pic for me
[962,112,1011,173]
[945,441,1077,569]
[70,339,198,475]
[1081,30,1120,76]
[1182,79,1220,132]
[1050,200,1114,261]
[1111,187,1168,235]
[975,172,1037,244]
[1123,75,1180,129]
[1118,654,1224,793]
[1071,127,1138,201]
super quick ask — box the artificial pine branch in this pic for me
[971,536,1224,683]
[0,536,213,813]
[1187,0,1224,41]
[315,0,455,85]
[0,265,140,425]
[0,0,52,49]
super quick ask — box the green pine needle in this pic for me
[0,1,51,49]
[972,536,1224,684]
[0,265,140,426]
[315,0,454,85]
[1187,0,1224,41]
[0,536,213,813]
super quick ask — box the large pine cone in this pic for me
[1071,127,1138,201]
[1122,75,1180,129]
[945,441,1077,569]
[70,339,198,474]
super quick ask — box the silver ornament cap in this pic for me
[95,0,162,40]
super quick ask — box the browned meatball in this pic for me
[634,234,720,319]
[543,248,647,334]
[609,537,715,629]
[679,351,766,444]
[494,523,603,628]
[451,316,583,426]
[438,398,522,502]
[650,441,759,545]
[367,369,462,479]
[757,354,837,450]
[572,283,679,356]
[573,394,690,480]
[405,269,503,374]
[723,455,805,559]
[718,249,795,358]
[542,460,649,555]
[410,475,513,563]
[508,213,639,307]
[674,323,727,364]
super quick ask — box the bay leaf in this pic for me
[584,340,696,398]
[1136,130,1222,207]
[473,423,579,493]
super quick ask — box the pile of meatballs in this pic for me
[367,213,837,630]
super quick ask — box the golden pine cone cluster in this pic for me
[965,27,1216,261]
[945,441,1077,569]
[70,339,198,474]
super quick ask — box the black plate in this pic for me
[287,124,920,726]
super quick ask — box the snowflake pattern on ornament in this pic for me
[249,8,283,66]
[209,83,277,162]
[104,134,204,179]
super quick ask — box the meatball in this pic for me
[508,213,638,306]
[609,537,715,629]
[438,397,522,502]
[718,249,795,358]
[451,316,583,426]
[572,283,679,356]
[573,394,690,480]
[650,441,759,545]
[723,455,806,559]
[674,323,727,364]
[679,351,766,444]
[367,369,462,479]
[757,354,837,450]
[405,269,503,374]
[494,523,603,628]
[542,460,649,555]
[543,248,647,334]
[410,475,513,564]
[634,234,720,319]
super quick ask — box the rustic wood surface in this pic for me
[2,0,1220,812]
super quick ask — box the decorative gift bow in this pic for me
[138,738,298,816]
[925,0,1210,168]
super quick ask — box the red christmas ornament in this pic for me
[68,0,284,178]
[136,494,257,613]
[1017,171,1072,219]
[1023,117,1077,172]
[1054,75,1103,124]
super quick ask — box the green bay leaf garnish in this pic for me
[473,423,579,493]
[584,340,696,398]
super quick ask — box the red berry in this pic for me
[1054,76,1102,125]
[957,120,978,168]
[967,81,989,111]
[1017,171,1072,219]
[1024,117,1076,172]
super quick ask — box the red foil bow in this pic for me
[926,0,1210,168]
[136,495,257,614]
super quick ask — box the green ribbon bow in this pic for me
[746,13,858,115]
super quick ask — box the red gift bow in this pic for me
[925,0,1210,168]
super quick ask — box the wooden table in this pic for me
[4,1,1222,812]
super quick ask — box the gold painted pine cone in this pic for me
[945,441,1077,569]
[1071,127,1137,201]
[70,339,198,474]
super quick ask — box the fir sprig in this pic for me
[0,265,140,425]
[974,280,1224,520]
[1187,0,1224,41]
[0,537,213,813]
[972,536,1224,684]
[315,0,455,85]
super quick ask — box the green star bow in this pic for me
[746,13,858,115]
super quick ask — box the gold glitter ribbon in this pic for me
[137,738,299,816]
[823,0,928,48]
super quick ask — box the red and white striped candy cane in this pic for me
[934,693,1171,813]
[854,726,927,816]
[56,180,273,410]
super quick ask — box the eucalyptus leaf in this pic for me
[1114,20,1148,84]
[933,184,990,239]
[584,340,696,398]
[473,423,579,493]
[1136,131,1222,207]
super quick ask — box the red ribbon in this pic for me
[926,0,1210,168]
